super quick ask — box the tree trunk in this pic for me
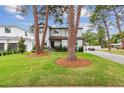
[67,5,76,61]
[41,6,49,51]
[103,19,111,51]
[74,5,83,50]
[116,15,124,49]
[33,5,41,54]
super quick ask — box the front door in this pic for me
[51,41,54,49]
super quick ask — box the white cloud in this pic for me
[3,5,17,14]
[52,25,56,27]
[3,5,24,20]
[19,22,32,26]
[15,15,24,20]
[79,23,94,32]
[81,7,91,17]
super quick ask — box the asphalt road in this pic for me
[85,51,124,65]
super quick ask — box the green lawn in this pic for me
[101,49,124,55]
[0,52,124,87]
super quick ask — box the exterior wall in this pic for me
[0,38,33,51]
[49,28,83,50]
[25,39,33,51]
[46,28,50,48]
[77,29,83,37]
[50,29,68,37]
[0,26,27,37]
[77,40,83,48]
[0,26,33,52]
[33,27,50,49]
[54,41,61,47]
[62,40,67,47]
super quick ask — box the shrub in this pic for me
[13,50,17,54]
[3,51,7,56]
[18,37,26,54]
[6,51,10,55]
[78,46,84,52]
[13,50,19,54]
[7,45,11,52]
[31,45,36,53]
[0,52,2,56]
[16,50,19,54]
[62,46,67,51]
[9,51,13,54]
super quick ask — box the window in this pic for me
[8,43,17,50]
[5,27,11,33]
[0,43,4,51]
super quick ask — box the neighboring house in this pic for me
[31,23,84,50]
[84,46,101,51]
[0,26,33,51]
[110,42,122,48]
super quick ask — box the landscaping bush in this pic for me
[16,50,19,54]
[18,37,26,54]
[7,45,11,52]
[62,46,67,51]
[31,45,36,53]
[0,52,2,56]
[78,46,84,52]
[6,51,10,55]
[3,51,7,56]
[9,51,13,54]
[13,50,17,54]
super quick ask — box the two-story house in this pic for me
[0,26,33,51]
[49,27,83,50]
[31,23,84,50]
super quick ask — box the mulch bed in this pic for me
[27,51,50,57]
[56,58,91,68]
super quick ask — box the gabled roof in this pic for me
[30,23,83,29]
[0,25,28,32]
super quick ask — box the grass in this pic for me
[0,52,124,87]
[101,49,124,55]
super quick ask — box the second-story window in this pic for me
[5,27,11,33]
[54,30,59,34]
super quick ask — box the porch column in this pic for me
[4,40,8,51]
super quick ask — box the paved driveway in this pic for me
[85,51,124,65]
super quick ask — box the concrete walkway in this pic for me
[85,51,124,65]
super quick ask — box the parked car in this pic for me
[88,48,95,51]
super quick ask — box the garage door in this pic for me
[0,43,4,51]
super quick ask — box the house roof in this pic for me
[49,27,83,29]
[0,36,33,40]
[30,23,83,29]
[0,25,28,32]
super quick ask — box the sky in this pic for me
[0,5,119,34]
